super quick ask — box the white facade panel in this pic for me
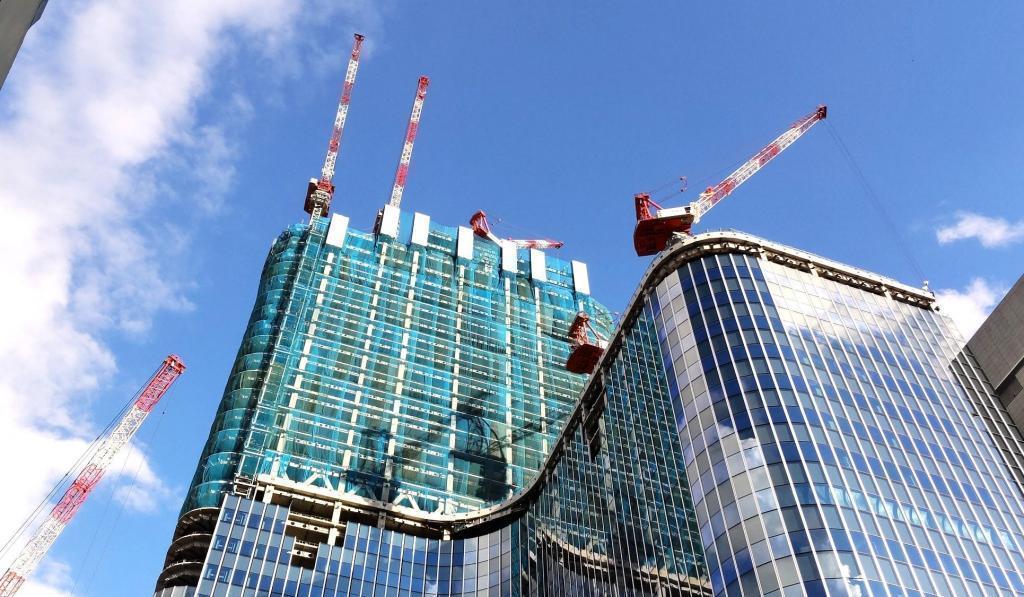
[530,249,547,283]
[501,241,518,273]
[457,226,475,260]
[411,212,431,246]
[325,214,350,248]
[378,204,401,238]
[571,260,590,295]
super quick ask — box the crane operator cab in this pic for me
[633,193,696,256]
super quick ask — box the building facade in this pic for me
[650,232,1024,595]
[157,207,711,595]
[954,274,1024,495]
[156,222,1024,597]
[965,275,1024,431]
[0,0,47,90]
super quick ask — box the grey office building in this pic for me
[965,275,1024,428]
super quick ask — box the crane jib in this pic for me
[633,104,827,257]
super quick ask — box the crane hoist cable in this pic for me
[823,120,926,282]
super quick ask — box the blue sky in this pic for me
[1,2,1022,595]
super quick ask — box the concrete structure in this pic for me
[954,274,1024,494]
[0,0,47,90]
[966,275,1024,427]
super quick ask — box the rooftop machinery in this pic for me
[633,105,827,256]
[0,355,186,596]
[304,34,365,224]
[469,211,564,250]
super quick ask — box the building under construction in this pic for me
[152,200,653,594]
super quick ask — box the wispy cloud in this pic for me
[21,559,74,597]
[935,278,1006,340]
[0,0,379,592]
[936,212,1024,248]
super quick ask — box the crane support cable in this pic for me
[823,121,926,283]
[76,409,169,596]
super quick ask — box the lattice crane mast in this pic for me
[388,76,430,208]
[0,355,186,597]
[633,105,827,256]
[304,33,366,223]
[469,211,564,250]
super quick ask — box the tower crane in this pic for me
[469,211,564,250]
[0,355,186,596]
[633,105,827,256]
[304,33,366,223]
[565,312,607,374]
[388,76,430,208]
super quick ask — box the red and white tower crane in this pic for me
[469,211,564,250]
[633,105,827,256]
[304,33,366,223]
[388,76,430,208]
[565,312,607,374]
[0,355,186,597]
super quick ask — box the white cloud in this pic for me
[19,560,74,597]
[109,442,174,515]
[0,0,378,592]
[936,212,1024,248]
[935,278,1006,340]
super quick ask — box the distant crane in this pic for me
[633,105,827,256]
[565,312,607,375]
[388,76,430,208]
[0,355,186,596]
[304,33,366,223]
[469,211,564,250]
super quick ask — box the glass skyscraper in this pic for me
[155,220,1024,597]
[649,231,1024,596]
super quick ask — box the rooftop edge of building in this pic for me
[310,205,593,296]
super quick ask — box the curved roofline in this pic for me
[231,231,937,536]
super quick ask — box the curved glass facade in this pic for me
[652,237,1024,596]
[164,291,709,597]
[182,223,310,511]
[179,211,611,516]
